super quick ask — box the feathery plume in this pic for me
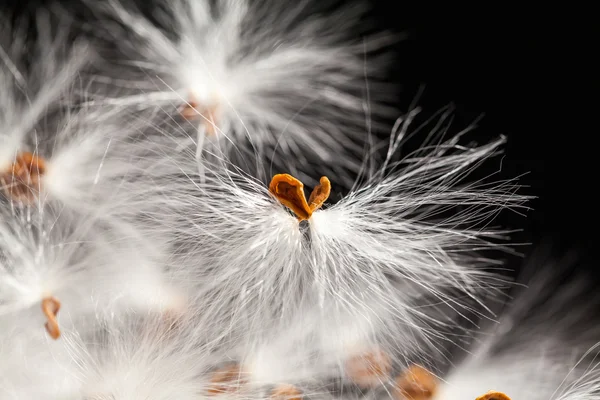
[147,109,526,369]
[81,0,397,187]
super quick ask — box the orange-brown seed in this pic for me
[270,384,302,400]
[207,363,246,396]
[41,296,61,340]
[394,365,438,400]
[0,152,46,203]
[475,391,511,400]
[345,348,392,388]
[269,174,331,221]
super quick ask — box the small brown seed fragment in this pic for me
[207,363,246,396]
[307,176,331,212]
[475,391,511,400]
[269,174,311,220]
[269,174,331,221]
[271,384,302,400]
[179,97,218,136]
[0,152,46,203]
[41,296,61,340]
[394,365,438,400]
[345,348,392,388]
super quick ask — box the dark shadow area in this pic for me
[370,3,597,273]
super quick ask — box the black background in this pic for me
[3,1,597,274]
[371,4,597,268]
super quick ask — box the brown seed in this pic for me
[475,391,511,400]
[345,348,392,388]
[179,97,218,136]
[394,365,438,400]
[269,174,331,221]
[41,296,61,340]
[307,176,331,213]
[207,363,246,395]
[271,384,302,400]
[0,152,46,203]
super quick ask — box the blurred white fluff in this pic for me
[0,201,181,339]
[0,11,184,216]
[0,11,90,171]
[0,326,79,399]
[1,41,182,332]
[66,312,349,400]
[240,302,400,388]
[63,313,233,400]
[434,253,600,400]
[554,344,600,400]
[36,105,187,217]
[2,70,190,219]
[434,345,576,400]
[83,0,395,185]
[152,109,526,365]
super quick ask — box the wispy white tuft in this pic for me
[82,0,396,186]
[554,344,600,400]
[0,11,91,170]
[146,109,526,368]
[37,105,186,217]
[0,201,181,340]
[63,313,236,400]
[0,326,80,399]
[434,253,600,400]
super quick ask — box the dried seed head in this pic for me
[269,174,331,221]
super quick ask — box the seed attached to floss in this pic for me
[207,363,246,396]
[0,152,46,203]
[269,174,331,221]
[394,365,437,400]
[476,391,511,400]
[179,96,219,136]
[41,296,61,340]
[270,384,302,400]
[345,348,392,388]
